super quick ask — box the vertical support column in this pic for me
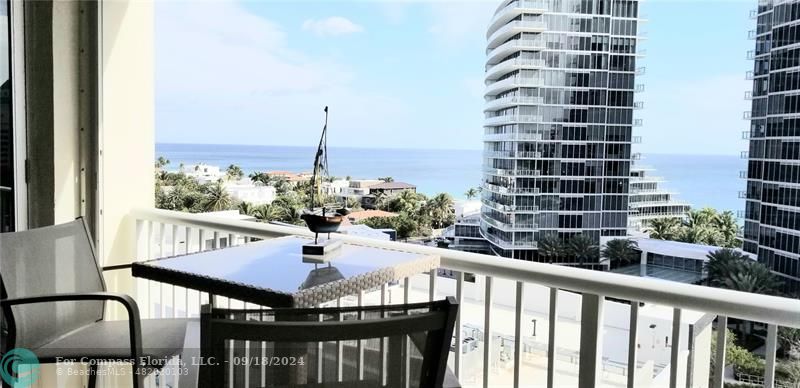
[185,226,192,254]
[380,283,389,386]
[578,294,604,388]
[146,220,154,260]
[429,270,437,302]
[403,277,411,388]
[640,249,647,277]
[711,316,727,388]
[454,271,464,380]
[547,288,558,388]
[669,308,682,388]
[483,276,493,388]
[213,231,220,249]
[357,289,365,381]
[171,224,178,257]
[158,222,165,258]
[627,301,640,388]
[513,281,524,388]
[199,229,206,251]
[764,324,778,388]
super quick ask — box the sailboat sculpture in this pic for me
[300,106,348,245]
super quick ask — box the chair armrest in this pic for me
[1,292,143,363]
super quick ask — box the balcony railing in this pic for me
[125,208,799,388]
[748,29,757,39]
[485,59,546,81]
[741,151,750,159]
[484,114,544,125]
[739,170,748,179]
[485,76,545,96]
[742,130,751,139]
[745,91,753,100]
[487,21,547,50]
[484,94,544,110]
[747,50,755,60]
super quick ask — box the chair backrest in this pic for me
[0,219,105,350]
[199,297,458,388]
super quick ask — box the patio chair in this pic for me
[199,297,459,388]
[0,219,195,388]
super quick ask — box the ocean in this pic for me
[156,143,746,213]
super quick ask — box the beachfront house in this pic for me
[0,1,797,388]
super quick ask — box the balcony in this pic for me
[747,50,755,60]
[487,1,547,39]
[634,84,645,93]
[743,111,752,120]
[741,151,750,159]
[635,67,646,75]
[742,130,751,139]
[484,114,544,126]
[748,29,757,39]
[486,38,546,65]
[633,101,644,110]
[485,58,546,81]
[487,20,547,50]
[483,94,544,111]
[632,135,642,144]
[118,208,798,388]
[744,91,753,100]
[485,76,545,96]
[740,170,748,179]
[633,119,643,127]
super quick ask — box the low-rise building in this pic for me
[179,163,225,184]
[225,179,276,205]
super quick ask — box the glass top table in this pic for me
[131,236,440,307]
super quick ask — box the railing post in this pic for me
[514,281,524,388]
[171,224,179,257]
[669,308,682,388]
[627,301,640,388]
[483,276,494,388]
[547,288,558,388]
[454,271,464,380]
[429,270,437,302]
[578,293,604,388]
[712,316,727,388]
[764,324,777,388]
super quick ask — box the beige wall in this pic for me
[51,1,82,224]
[98,0,154,268]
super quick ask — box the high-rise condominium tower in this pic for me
[743,0,800,291]
[481,0,643,264]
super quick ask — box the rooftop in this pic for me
[368,181,416,190]
[347,209,399,222]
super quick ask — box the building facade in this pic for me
[481,0,644,262]
[743,0,800,291]
[628,166,690,233]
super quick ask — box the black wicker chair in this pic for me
[200,297,459,387]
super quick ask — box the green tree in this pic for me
[537,235,563,262]
[226,164,244,181]
[424,193,455,229]
[155,156,170,169]
[345,196,362,210]
[602,239,639,269]
[238,201,254,216]
[249,172,271,186]
[705,249,751,287]
[779,327,800,360]
[646,217,681,240]
[464,187,479,200]
[566,234,599,266]
[201,181,233,212]
[722,262,782,295]
[378,176,394,182]
[712,210,740,247]
[387,190,424,213]
[253,204,281,222]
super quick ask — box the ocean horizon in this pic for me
[156,143,746,214]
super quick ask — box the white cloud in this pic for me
[156,1,409,148]
[302,17,364,37]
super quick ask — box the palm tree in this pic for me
[155,156,170,169]
[378,176,394,182]
[238,201,254,216]
[388,190,423,213]
[425,193,455,229]
[537,235,563,262]
[722,262,782,295]
[464,187,479,200]
[253,204,280,222]
[566,234,599,266]
[201,181,233,212]
[226,164,244,181]
[646,217,681,240]
[602,239,640,269]
[705,248,751,286]
[249,172,271,186]
[713,210,740,248]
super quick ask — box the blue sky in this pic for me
[156,0,754,155]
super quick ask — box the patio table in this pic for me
[131,235,440,308]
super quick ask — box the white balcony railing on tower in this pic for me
[124,208,800,388]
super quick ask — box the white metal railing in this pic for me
[487,21,547,49]
[746,70,755,80]
[128,208,800,388]
[486,59,546,80]
[483,132,544,141]
[484,114,543,125]
[485,76,545,96]
[484,94,544,110]
[743,130,751,139]
[487,38,546,62]
[488,0,547,30]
